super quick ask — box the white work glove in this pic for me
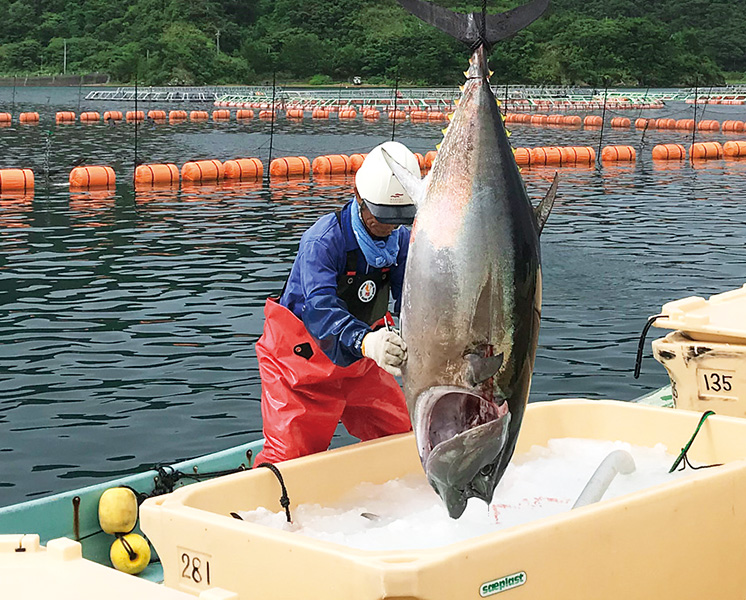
[362,329,408,377]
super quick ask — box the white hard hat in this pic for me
[355,141,419,224]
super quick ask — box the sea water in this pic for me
[2,89,746,505]
[238,438,694,550]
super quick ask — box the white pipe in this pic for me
[572,449,636,509]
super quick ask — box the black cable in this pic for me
[255,462,292,523]
[633,314,666,379]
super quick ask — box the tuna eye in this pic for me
[479,464,495,477]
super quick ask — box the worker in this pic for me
[252,141,420,465]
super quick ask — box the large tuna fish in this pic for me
[386,0,557,518]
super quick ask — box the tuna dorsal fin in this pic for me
[465,352,504,387]
[381,147,429,207]
[396,0,550,49]
[534,172,558,234]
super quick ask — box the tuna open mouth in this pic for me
[414,386,511,518]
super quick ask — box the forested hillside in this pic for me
[0,0,741,86]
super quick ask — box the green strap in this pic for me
[669,410,718,473]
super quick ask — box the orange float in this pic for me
[212,109,231,120]
[312,108,329,119]
[126,111,144,122]
[601,145,636,162]
[723,141,746,157]
[690,142,724,159]
[697,120,720,132]
[181,159,224,183]
[388,110,406,121]
[236,109,254,119]
[56,111,76,123]
[224,158,263,180]
[635,118,654,129]
[147,110,167,121]
[80,112,100,122]
[259,110,277,120]
[69,165,115,189]
[349,153,367,173]
[339,109,357,119]
[269,156,311,178]
[514,147,532,166]
[654,118,676,129]
[169,110,187,121]
[675,119,695,131]
[19,112,39,124]
[651,144,686,161]
[610,117,631,128]
[0,113,11,124]
[584,115,603,127]
[530,147,563,166]
[190,111,209,121]
[410,111,429,121]
[424,150,438,169]
[363,109,380,120]
[560,146,595,165]
[530,115,548,125]
[286,109,304,119]
[563,115,582,126]
[0,168,34,191]
[721,120,745,133]
[134,163,179,187]
[428,111,446,121]
[413,152,426,171]
[312,154,351,175]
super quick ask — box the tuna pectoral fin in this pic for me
[396,0,549,48]
[533,172,558,234]
[465,352,503,387]
[381,148,428,207]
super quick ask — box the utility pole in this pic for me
[216,30,220,56]
[63,39,67,75]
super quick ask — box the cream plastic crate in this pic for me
[141,400,746,600]
[652,285,746,416]
[0,535,211,599]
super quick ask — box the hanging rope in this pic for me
[134,71,139,171]
[391,70,400,142]
[150,463,249,497]
[596,79,609,168]
[115,533,138,561]
[669,411,722,473]
[255,462,293,523]
[633,314,666,379]
[266,70,277,183]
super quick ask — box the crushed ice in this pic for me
[238,438,695,550]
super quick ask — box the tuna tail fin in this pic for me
[533,172,558,234]
[396,0,550,50]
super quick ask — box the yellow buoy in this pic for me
[98,487,138,534]
[110,533,151,575]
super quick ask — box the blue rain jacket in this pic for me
[279,199,410,367]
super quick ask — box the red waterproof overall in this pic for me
[252,298,411,465]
